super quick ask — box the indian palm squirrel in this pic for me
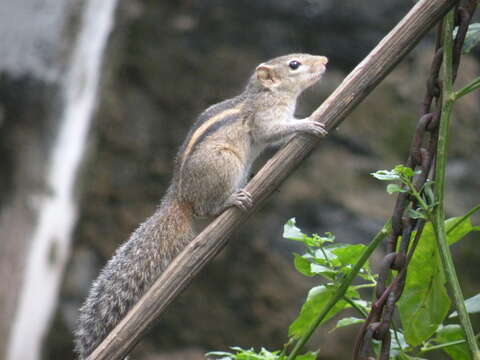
[74,53,329,359]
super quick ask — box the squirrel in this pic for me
[74,53,328,359]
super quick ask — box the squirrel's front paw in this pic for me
[227,189,253,211]
[302,119,328,137]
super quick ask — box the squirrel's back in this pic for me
[74,187,194,359]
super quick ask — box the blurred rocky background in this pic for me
[1,1,479,360]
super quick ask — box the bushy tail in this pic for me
[74,188,194,359]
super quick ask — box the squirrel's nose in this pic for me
[318,56,328,65]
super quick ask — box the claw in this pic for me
[228,189,253,211]
[311,121,328,137]
[301,118,328,138]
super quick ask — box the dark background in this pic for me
[1,1,479,359]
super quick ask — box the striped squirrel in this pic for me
[74,53,328,359]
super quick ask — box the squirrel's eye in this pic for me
[289,60,301,70]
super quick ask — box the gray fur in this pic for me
[74,53,328,359]
[74,188,194,359]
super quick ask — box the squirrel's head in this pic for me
[254,53,328,95]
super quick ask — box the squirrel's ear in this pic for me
[256,64,278,88]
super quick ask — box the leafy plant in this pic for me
[206,208,479,359]
[206,347,317,360]
[284,218,374,339]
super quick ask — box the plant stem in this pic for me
[319,247,333,266]
[453,76,480,100]
[353,283,377,290]
[421,339,467,352]
[407,179,431,213]
[447,203,480,235]
[342,296,369,318]
[421,331,480,353]
[432,10,480,360]
[421,332,480,354]
[420,334,480,354]
[286,220,392,360]
[391,321,403,352]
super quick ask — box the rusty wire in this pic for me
[352,2,477,359]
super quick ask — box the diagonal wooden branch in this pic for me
[87,0,457,359]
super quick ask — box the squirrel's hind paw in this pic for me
[299,118,328,137]
[226,189,253,211]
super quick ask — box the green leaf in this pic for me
[294,254,338,280]
[205,350,234,357]
[445,216,478,245]
[313,232,335,245]
[370,169,401,181]
[289,285,351,339]
[310,263,338,279]
[330,244,366,267]
[397,221,451,346]
[422,180,436,205]
[393,164,415,178]
[284,219,335,248]
[284,218,306,242]
[398,215,478,346]
[313,248,339,266]
[352,298,370,312]
[450,293,480,318]
[294,352,318,360]
[397,354,428,360]
[206,353,236,360]
[387,183,406,194]
[293,254,314,277]
[457,23,480,54]
[207,347,285,360]
[329,316,364,332]
[406,208,427,220]
[434,325,470,360]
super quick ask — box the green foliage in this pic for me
[284,219,334,247]
[387,183,406,195]
[396,354,428,360]
[283,219,374,339]
[434,325,470,360]
[288,285,353,338]
[287,210,478,358]
[454,76,480,100]
[372,164,416,179]
[397,217,478,346]
[371,166,479,351]
[208,164,479,360]
[371,166,435,220]
[329,317,364,333]
[371,166,480,357]
[207,209,479,360]
[206,347,317,360]
[397,241,451,346]
[284,219,372,282]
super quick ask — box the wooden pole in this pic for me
[87,0,457,358]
